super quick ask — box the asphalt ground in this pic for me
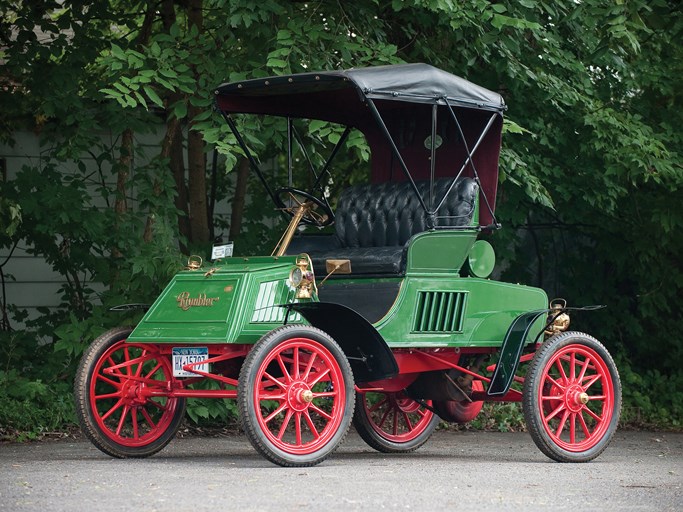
[1,429,681,511]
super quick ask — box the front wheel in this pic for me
[74,327,186,458]
[523,331,621,462]
[354,391,439,453]
[238,325,355,467]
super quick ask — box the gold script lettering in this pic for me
[176,291,220,311]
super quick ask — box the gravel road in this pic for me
[1,430,681,511]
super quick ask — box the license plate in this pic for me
[172,347,209,377]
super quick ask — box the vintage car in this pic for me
[74,63,621,467]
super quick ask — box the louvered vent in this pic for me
[251,280,302,323]
[413,291,466,333]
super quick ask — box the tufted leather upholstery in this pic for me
[290,177,479,275]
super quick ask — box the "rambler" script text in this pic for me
[176,292,220,310]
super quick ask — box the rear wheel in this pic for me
[523,332,621,462]
[433,379,485,424]
[354,391,439,453]
[238,325,354,467]
[74,327,185,458]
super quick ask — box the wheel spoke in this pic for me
[302,352,317,381]
[311,391,337,399]
[368,396,389,413]
[378,405,392,429]
[583,374,602,390]
[96,373,122,388]
[402,410,414,431]
[264,402,288,424]
[303,410,320,439]
[308,367,331,387]
[544,402,566,422]
[116,405,131,436]
[131,408,139,439]
[570,352,576,381]
[570,412,576,444]
[258,391,287,401]
[309,403,333,422]
[100,398,125,421]
[555,409,570,438]
[141,407,157,429]
[276,354,292,383]
[263,371,287,390]
[277,409,294,440]
[147,399,168,411]
[295,412,302,446]
[124,347,131,375]
[134,349,147,378]
[578,356,592,382]
[545,374,565,390]
[578,410,592,439]
[582,405,603,423]
[555,359,568,384]
[94,391,121,400]
[144,361,163,380]
[292,347,300,380]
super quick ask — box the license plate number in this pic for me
[172,347,209,377]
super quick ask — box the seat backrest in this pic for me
[334,177,478,248]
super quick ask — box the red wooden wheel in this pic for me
[74,327,185,458]
[354,390,439,453]
[238,325,354,467]
[523,332,621,462]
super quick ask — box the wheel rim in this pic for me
[362,391,435,443]
[89,340,179,447]
[537,343,615,452]
[252,337,347,455]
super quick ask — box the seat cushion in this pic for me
[289,177,478,275]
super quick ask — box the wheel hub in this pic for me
[287,381,313,412]
[565,384,586,413]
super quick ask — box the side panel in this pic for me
[375,278,548,348]
[406,230,477,273]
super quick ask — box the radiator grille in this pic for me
[413,291,466,333]
[251,280,302,323]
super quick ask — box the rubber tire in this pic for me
[238,325,355,467]
[74,327,186,458]
[353,392,439,453]
[523,331,621,462]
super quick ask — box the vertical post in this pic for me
[429,103,437,212]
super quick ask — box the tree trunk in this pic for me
[229,157,250,243]
[112,127,132,237]
[186,0,210,244]
[171,123,190,252]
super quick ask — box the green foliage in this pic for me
[0,0,680,437]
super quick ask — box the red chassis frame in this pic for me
[107,344,536,403]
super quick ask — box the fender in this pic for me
[487,309,548,396]
[487,304,606,396]
[285,302,399,383]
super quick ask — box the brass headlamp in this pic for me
[545,298,570,335]
[289,255,316,299]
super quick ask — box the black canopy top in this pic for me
[215,63,505,113]
[214,63,505,227]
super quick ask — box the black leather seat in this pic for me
[288,178,479,275]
